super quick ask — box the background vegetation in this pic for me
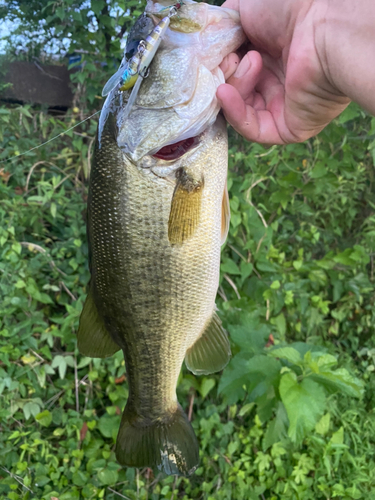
[1,1,375,499]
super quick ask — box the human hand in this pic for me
[219,0,350,144]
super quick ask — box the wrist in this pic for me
[317,0,375,113]
[314,0,347,97]
[294,0,351,102]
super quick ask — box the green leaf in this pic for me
[310,163,328,179]
[198,378,216,399]
[339,102,362,123]
[220,353,281,406]
[230,324,270,354]
[279,372,326,443]
[268,347,302,365]
[315,413,331,436]
[221,259,241,275]
[293,260,303,270]
[330,426,344,445]
[50,202,57,218]
[55,6,65,20]
[97,468,118,486]
[270,313,286,337]
[218,355,248,403]
[36,410,52,427]
[72,471,88,487]
[91,0,106,16]
[98,415,121,440]
[310,368,363,398]
[77,357,91,369]
[240,261,253,281]
[238,402,255,417]
[51,355,67,379]
[23,401,42,420]
[263,403,288,450]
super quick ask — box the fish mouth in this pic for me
[152,135,201,161]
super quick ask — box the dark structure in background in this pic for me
[0,60,74,110]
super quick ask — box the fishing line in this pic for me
[0,110,101,165]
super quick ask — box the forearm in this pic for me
[318,0,375,115]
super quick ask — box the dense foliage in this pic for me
[1,1,375,499]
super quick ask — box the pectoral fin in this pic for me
[168,169,203,245]
[185,312,231,375]
[77,288,120,358]
[221,184,230,245]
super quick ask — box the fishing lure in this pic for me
[102,5,181,120]
[159,1,185,16]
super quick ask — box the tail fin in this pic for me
[115,404,199,476]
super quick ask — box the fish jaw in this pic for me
[103,1,245,162]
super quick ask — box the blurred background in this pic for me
[0,1,375,499]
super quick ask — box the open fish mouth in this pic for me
[153,135,201,161]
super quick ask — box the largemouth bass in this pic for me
[78,0,244,476]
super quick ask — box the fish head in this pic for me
[99,0,245,165]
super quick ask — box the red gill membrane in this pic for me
[153,136,200,161]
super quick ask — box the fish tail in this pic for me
[115,404,199,476]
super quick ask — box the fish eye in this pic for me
[153,136,200,161]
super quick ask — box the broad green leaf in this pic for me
[199,378,216,399]
[36,410,52,427]
[97,468,118,486]
[229,324,270,354]
[263,403,288,450]
[315,413,331,436]
[268,347,302,365]
[77,357,91,369]
[91,0,106,16]
[271,313,286,337]
[51,355,67,379]
[98,415,121,440]
[310,369,363,398]
[72,470,88,487]
[221,259,241,275]
[279,372,326,443]
[330,426,344,445]
[218,355,249,403]
[240,261,253,281]
[23,402,42,420]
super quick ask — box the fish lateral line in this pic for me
[0,110,101,165]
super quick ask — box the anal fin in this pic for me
[77,288,120,358]
[168,168,203,245]
[185,311,231,375]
